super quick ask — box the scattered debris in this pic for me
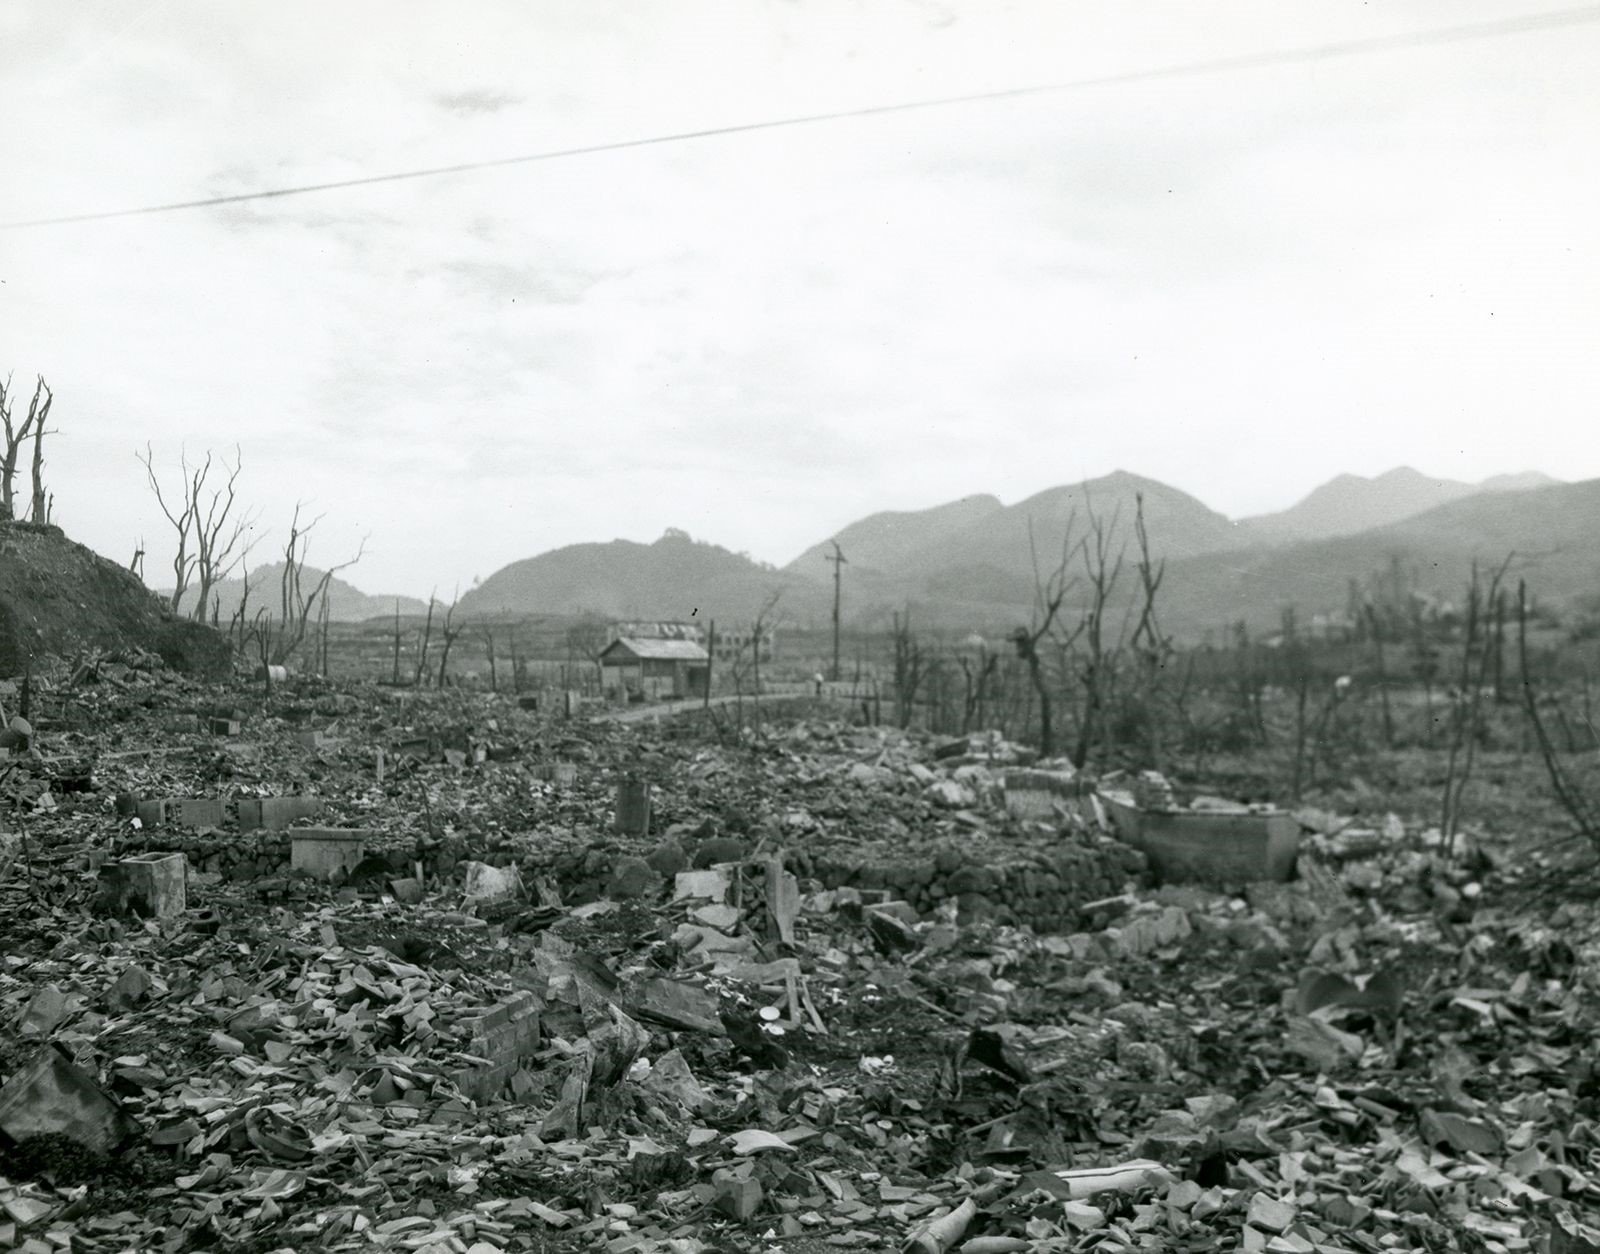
[0,671,1593,1253]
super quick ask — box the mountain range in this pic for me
[156,467,1589,639]
[447,466,1587,639]
[169,562,432,624]
[1234,467,1559,544]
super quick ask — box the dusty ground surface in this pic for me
[2,657,1599,1254]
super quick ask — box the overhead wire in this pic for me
[5,3,1599,231]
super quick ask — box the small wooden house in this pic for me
[599,637,710,701]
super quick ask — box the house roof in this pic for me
[599,637,710,663]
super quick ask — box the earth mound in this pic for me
[0,521,230,678]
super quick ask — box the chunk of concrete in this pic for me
[18,986,81,1037]
[462,860,524,902]
[0,1046,136,1154]
[389,877,424,904]
[168,798,225,829]
[290,828,369,881]
[630,978,721,1033]
[105,967,152,1012]
[674,868,732,904]
[103,852,187,918]
[237,796,326,832]
[927,779,976,809]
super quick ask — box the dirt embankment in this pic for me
[0,522,229,678]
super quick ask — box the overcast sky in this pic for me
[3,1,1597,597]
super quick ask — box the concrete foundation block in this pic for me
[168,798,225,829]
[1102,793,1300,886]
[238,796,326,832]
[290,828,370,880]
[115,852,188,918]
[1003,768,1088,821]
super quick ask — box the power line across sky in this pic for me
[6,3,1600,231]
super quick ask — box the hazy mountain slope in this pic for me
[459,530,827,622]
[437,469,1586,640]
[169,562,431,623]
[1477,471,1561,493]
[785,494,1003,577]
[894,471,1245,603]
[1237,466,1560,544]
[1156,477,1600,638]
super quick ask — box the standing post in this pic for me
[827,541,847,683]
[705,620,716,710]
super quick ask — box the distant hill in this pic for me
[458,529,827,622]
[168,562,431,624]
[445,467,1583,642]
[1236,466,1559,544]
[1156,477,1600,638]
[882,470,1245,604]
[786,494,1004,577]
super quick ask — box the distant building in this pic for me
[599,637,710,701]
[1306,611,1356,641]
[613,620,705,644]
[711,624,776,664]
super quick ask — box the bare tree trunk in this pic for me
[319,595,332,676]
[480,627,498,691]
[27,380,53,524]
[413,594,435,687]
[1129,494,1170,771]
[137,443,200,610]
[1491,589,1508,703]
[437,598,464,688]
[1290,669,1311,802]
[1365,605,1396,748]
[1,376,52,523]
[1441,558,1511,852]
[1518,580,1600,852]
[230,563,255,655]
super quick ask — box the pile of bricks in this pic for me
[452,991,543,1102]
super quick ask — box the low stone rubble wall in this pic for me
[112,821,1144,933]
[795,840,1145,932]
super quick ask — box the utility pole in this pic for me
[826,541,847,682]
[705,620,716,711]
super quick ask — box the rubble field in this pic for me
[1,654,1598,1254]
